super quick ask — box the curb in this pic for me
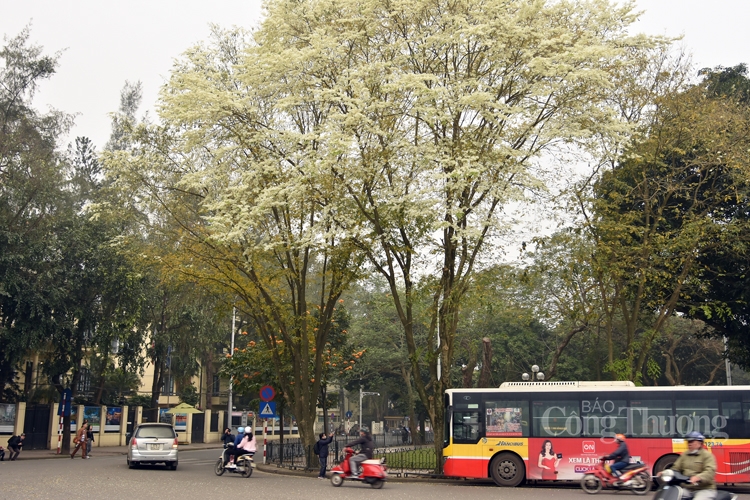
[255,464,489,484]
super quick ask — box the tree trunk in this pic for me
[477,337,493,388]
[150,357,164,423]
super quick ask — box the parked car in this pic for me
[127,423,178,470]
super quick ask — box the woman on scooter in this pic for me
[235,428,257,461]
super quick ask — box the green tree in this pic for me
[586,70,750,381]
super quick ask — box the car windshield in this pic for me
[136,426,175,439]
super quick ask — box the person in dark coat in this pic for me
[315,432,334,479]
[346,429,374,478]
[221,428,234,449]
[7,433,25,461]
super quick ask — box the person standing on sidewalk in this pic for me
[314,432,333,479]
[7,433,24,461]
[86,424,95,457]
[71,423,88,459]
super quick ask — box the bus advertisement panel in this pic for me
[443,382,750,487]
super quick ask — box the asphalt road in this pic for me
[2,448,748,500]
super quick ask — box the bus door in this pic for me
[449,393,483,477]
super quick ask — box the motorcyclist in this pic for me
[226,426,245,468]
[665,431,717,500]
[235,427,257,461]
[601,434,631,484]
[346,428,374,478]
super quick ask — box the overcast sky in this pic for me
[2,0,749,150]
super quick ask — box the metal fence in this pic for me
[264,432,437,476]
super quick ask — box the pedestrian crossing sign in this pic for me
[260,402,277,418]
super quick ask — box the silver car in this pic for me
[127,423,178,470]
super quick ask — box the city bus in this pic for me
[443,381,750,487]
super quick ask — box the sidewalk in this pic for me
[7,442,221,460]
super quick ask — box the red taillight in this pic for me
[131,437,137,448]
[172,438,178,449]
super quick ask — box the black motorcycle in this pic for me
[654,469,736,500]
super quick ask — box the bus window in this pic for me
[630,400,673,437]
[676,399,719,437]
[532,400,580,437]
[581,398,627,437]
[485,401,529,437]
[453,410,480,443]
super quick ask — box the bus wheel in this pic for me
[490,453,525,487]
[654,455,679,487]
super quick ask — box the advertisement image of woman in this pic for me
[538,440,561,480]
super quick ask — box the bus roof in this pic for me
[445,381,750,393]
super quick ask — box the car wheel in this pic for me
[489,453,525,487]
[169,462,178,470]
[215,458,225,476]
[331,474,344,487]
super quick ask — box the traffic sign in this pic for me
[345,410,352,419]
[259,401,277,418]
[57,388,72,417]
[259,385,275,402]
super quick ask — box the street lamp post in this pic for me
[359,385,380,430]
[227,306,236,429]
[522,364,545,381]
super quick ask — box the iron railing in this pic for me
[265,432,436,476]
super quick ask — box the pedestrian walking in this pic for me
[7,433,25,461]
[0,445,5,461]
[86,423,95,457]
[314,432,333,479]
[71,423,88,459]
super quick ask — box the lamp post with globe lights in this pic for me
[522,364,545,381]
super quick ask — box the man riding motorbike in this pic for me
[601,434,631,485]
[345,428,374,478]
[663,431,717,500]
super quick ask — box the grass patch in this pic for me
[375,448,437,470]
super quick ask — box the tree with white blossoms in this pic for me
[104,0,671,473]
[246,0,667,473]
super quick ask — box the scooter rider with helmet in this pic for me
[601,434,631,484]
[664,431,717,500]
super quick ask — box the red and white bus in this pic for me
[443,381,750,486]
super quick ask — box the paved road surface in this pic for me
[2,448,748,499]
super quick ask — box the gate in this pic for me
[23,404,50,450]
[191,413,205,443]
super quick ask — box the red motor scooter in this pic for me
[580,459,652,495]
[330,447,387,489]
